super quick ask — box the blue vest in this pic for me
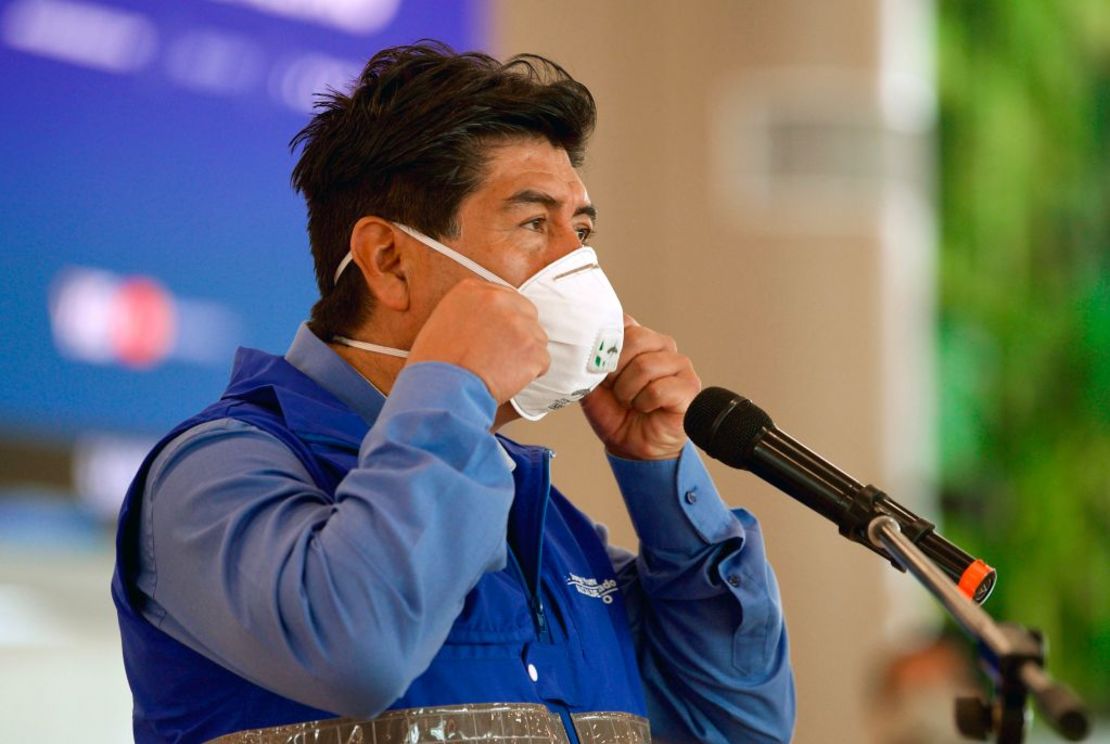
[112,348,648,743]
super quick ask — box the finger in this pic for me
[611,350,692,408]
[630,373,702,415]
[599,324,676,390]
[622,323,677,352]
[501,285,541,320]
[527,320,550,377]
[613,325,678,376]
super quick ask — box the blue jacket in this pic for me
[113,347,647,742]
[113,327,795,743]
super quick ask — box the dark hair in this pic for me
[290,41,597,339]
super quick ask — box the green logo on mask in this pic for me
[589,336,621,373]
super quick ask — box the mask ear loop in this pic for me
[393,224,515,289]
[330,224,518,356]
[331,224,516,289]
[333,253,356,285]
[333,336,410,358]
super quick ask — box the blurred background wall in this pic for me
[0,0,1105,742]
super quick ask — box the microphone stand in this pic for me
[867,516,1091,742]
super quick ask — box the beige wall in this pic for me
[494,1,937,741]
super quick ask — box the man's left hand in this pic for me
[580,316,701,461]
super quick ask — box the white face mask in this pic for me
[332,223,625,421]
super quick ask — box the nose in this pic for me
[548,221,586,262]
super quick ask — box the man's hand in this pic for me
[580,316,701,460]
[408,278,550,405]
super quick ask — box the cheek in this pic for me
[501,261,539,288]
[419,275,458,312]
[416,257,470,309]
[496,247,553,287]
[464,230,549,287]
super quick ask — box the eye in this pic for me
[523,217,546,232]
[576,225,594,243]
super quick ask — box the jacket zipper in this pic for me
[506,548,548,638]
[533,448,553,641]
[506,447,555,642]
[539,449,581,744]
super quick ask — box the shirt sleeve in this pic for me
[136,362,515,718]
[603,441,796,744]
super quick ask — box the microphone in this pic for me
[684,386,996,604]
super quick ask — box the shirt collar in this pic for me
[284,322,386,426]
[283,322,516,472]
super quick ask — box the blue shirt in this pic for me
[134,323,795,742]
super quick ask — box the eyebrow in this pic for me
[504,189,598,221]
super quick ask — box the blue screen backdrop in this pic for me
[0,0,487,439]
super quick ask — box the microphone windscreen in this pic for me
[684,387,773,468]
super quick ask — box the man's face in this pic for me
[406,137,597,304]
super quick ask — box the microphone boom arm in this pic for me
[868,516,1091,743]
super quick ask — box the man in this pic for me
[112,43,795,743]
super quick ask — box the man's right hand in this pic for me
[407,278,549,405]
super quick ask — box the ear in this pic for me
[349,217,410,311]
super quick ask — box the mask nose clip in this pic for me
[552,263,600,282]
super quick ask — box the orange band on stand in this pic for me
[958,559,994,602]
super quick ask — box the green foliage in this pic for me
[938,0,1110,711]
